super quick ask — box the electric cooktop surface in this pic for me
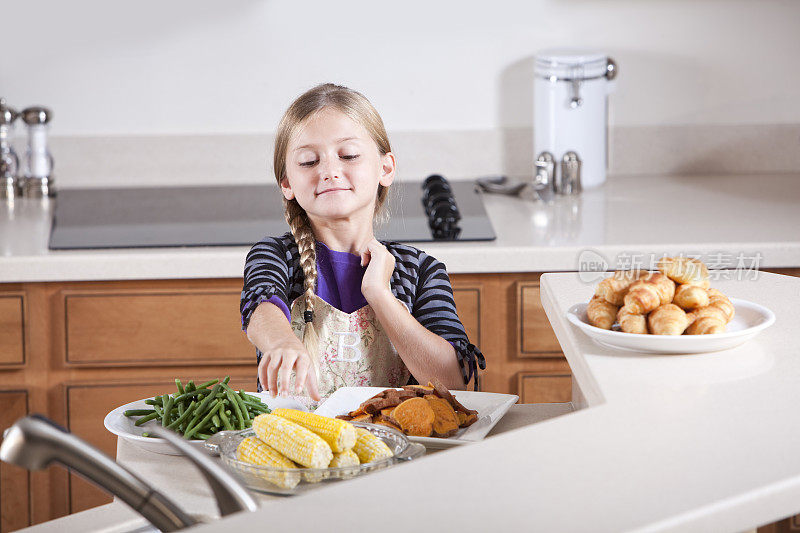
[48,181,496,249]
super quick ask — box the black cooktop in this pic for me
[48,180,496,249]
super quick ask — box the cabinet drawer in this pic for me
[518,283,561,356]
[518,373,571,403]
[64,290,254,366]
[0,295,25,366]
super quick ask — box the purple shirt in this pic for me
[266,241,367,321]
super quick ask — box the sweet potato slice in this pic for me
[403,385,435,396]
[425,396,460,438]
[374,418,403,432]
[391,397,435,437]
[350,413,373,423]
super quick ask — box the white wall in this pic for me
[4,0,800,137]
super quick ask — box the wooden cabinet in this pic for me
[63,288,252,365]
[0,294,25,366]
[65,376,254,513]
[451,274,571,403]
[3,268,798,528]
[0,391,30,533]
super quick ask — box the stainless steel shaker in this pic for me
[0,98,19,200]
[20,106,55,197]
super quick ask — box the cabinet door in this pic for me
[517,282,562,356]
[0,295,25,366]
[66,376,253,513]
[0,391,30,533]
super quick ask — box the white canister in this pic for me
[534,49,617,189]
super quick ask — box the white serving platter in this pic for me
[566,298,775,354]
[313,386,519,449]
[104,392,303,455]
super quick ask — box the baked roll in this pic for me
[595,270,647,306]
[617,306,648,334]
[685,316,726,335]
[641,272,676,305]
[685,305,728,334]
[673,284,710,310]
[657,256,710,287]
[648,303,690,335]
[707,288,735,323]
[587,296,619,330]
[623,279,663,314]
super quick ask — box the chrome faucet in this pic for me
[1,415,258,531]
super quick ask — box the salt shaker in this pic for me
[555,151,582,195]
[20,106,55,197]
[0,98,19,200]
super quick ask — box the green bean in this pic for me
[171,389,212,404]
[212,414,221,427]
[185,401,223,439]
[161,396,174,427]
[186,380,196,392]
[244,400,268,412]
[177,400,184,419]
[134,412,159,426]
[196,379,218,389]
[218,409,234,431]
[222,375,231,385]
[225,388,246,428]
[166,400,197,430]
[124,409,155,417]
[195,432,212,440]
[175,378,184,395]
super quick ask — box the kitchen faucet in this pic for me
[0,415,258,531]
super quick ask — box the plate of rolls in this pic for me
[566,256,775,354]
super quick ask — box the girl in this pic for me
[240,83,485,401]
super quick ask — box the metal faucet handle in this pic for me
[148,426,259,517]
[1,415,197,532]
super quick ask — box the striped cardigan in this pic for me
[240,232,486,388]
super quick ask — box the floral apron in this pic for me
[289,294,411,401]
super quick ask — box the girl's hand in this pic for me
[257,338,321,401]
[359,238,395,302]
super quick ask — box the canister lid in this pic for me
[535,49,609,80]
[0,98,17,126]
[21,106,52,125]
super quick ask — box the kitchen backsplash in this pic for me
[39,123,800,189]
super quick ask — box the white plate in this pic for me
[313,386,518,449]
[566,298,775,354]
[104,392,304,455]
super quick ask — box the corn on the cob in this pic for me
[235,436,300,489]
[272,408,357,453]
[329,449,360,468]
[352,427,393,464]
[252,413,333,468]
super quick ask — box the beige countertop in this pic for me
[2,173,799,282]
[18,403,574,532]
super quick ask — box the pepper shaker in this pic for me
[20,106,55,198]
[0,98,19,200]
[555,151,582,195]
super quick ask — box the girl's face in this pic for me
[281,107,395,224]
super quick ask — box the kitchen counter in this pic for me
[22,272,799,532]
[18,403,575,532]
[2,173,800,282]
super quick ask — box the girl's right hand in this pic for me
[258,339,321,401]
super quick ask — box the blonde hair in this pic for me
[273,83,393,372]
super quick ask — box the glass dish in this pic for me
[205,422,426,495]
